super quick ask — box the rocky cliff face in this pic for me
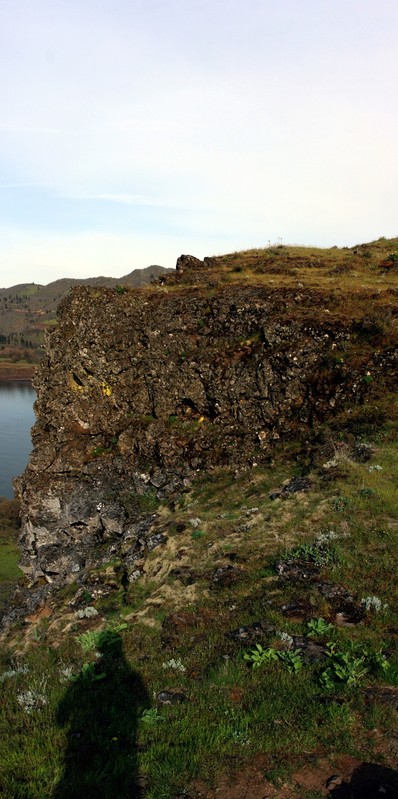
[16,250,398,586]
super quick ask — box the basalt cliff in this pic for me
[15,242,398,589]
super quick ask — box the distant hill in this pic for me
[0,264,173,352]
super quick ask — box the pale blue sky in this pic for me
[0,0,397,286]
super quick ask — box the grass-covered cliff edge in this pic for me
[1,238,398,798]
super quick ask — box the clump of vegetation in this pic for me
[244,644,304,674]
[283,538,339,566]
[320,641,389,690]
[306,617,334,637]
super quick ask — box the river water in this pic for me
[0,382,36,499]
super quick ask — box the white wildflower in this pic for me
[245,508,259,516]
[360,596,387,612]
[277,632,294,648]
[74,606,98,619]
[17,690,47,713]
[317,530,338,544]
[0,665,29,683]
[233,730,250,745]
[59,666,75,682]
[162,658,186,673]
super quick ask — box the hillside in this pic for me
[0,264,172,379]
[1,237,398,798]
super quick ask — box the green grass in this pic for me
[0,541,22,581]
[0,499,23,611]
[1,424,398,796]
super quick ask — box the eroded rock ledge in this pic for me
[15,255,396,586]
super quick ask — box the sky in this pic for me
[0,0,397,287]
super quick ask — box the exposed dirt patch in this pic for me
[186,753,398,798]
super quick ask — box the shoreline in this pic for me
[0,364,35,382]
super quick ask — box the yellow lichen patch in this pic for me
[100,382,112,397]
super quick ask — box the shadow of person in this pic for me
[52,630,149,799]
[329,761,398,798]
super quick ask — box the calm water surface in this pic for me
[0,382,36,499]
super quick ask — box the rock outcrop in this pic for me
[15,251,397,586]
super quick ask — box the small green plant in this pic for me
[306,618,334,638]
[386,252,398,262]
[244,643,279,669]
[90,436,118,458]
[321,642,368,690]
[75,630,102,653]
[141,708,164,725]
[32,626,42,642]
[288,541,338,566]
[115,284,127,294]
[360,644,389,676]
[136,488,159,513]
[256,566,273,578]
[70,662,107,683]
[191,529,205,540]
[383,654,398,686]
[358,487,375,498]
[108,622,128,633]
[90,446,106,457]
[244,644,303,673]
[331,496,352,513]
[278,649,303,674]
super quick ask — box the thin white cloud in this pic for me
[65,192,180,208]
[0,125,66,134]
[0,181,52,189]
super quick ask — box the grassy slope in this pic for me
[0,500,22,612]
[0,238,398,797]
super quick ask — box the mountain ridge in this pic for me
[0,263,173,377]
[0,264,172,294]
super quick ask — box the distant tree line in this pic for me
[0,331,42,355]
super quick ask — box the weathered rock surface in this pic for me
[14,255,397,586]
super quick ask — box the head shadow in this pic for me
[329,761,398,798]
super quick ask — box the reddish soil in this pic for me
[186,751,398,798]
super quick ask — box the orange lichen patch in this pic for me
[24,604,53,623]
